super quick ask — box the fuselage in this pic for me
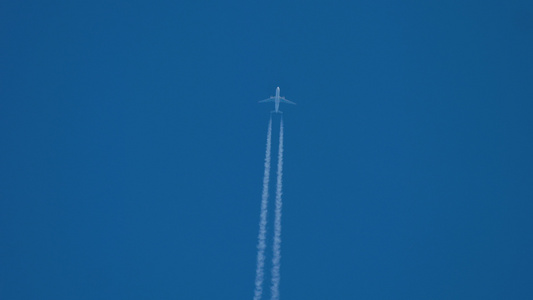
[274,87,280,112]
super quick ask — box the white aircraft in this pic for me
[259,87,296,113]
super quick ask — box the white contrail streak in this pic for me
[253,116,272,300]
[270,118,284,300]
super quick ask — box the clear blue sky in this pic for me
[1,1,532,299]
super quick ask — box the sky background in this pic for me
[1,1,533,299]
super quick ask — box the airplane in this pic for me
[258,87,296,113]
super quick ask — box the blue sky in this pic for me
[1,1,532,299]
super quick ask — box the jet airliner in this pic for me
[259,87,295,113]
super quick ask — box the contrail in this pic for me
[270,117,284,300]
[253,116,272,300]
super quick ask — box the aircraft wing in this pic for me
[258,97,275,103]
[280,97,296,105]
